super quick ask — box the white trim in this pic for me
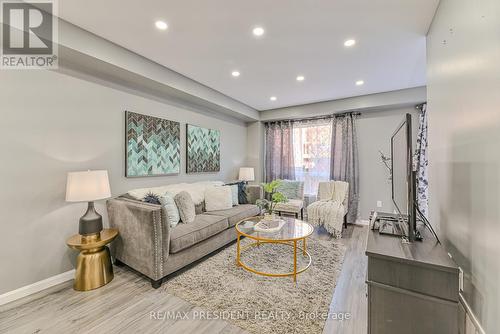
[459,293,486,334]
[0,270,75,306]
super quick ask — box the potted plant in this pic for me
[256,180,288,220]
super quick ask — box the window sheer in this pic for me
[292,119,332,196]
[264,114,359,224]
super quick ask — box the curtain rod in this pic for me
[264,111,361,124]
[415,102,427,111]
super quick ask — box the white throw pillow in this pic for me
[229,184,239,206]
[205,186,233,212]
[159,192,180,228]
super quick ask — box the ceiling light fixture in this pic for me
[344,39,356,47]
[356,80,364,86]
[155,20,168,30]
[296,75,305,82]
[231,71,240,77]
[253,27,265,36]
[270,96,277,101]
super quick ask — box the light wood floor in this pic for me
[323,224,368,334]
[0,224,368,334]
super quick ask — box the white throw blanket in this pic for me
[128,181,224,205]
[307,181,349,238]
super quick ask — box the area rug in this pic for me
[162,236,346,334]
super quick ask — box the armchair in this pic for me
[273,180,305,219]
[307,181,349,238]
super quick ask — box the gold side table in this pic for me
[66,228,118,291]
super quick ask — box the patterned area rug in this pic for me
[163,236,346,334]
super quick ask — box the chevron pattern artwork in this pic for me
[186,124,220,173]
[126,111,180,177]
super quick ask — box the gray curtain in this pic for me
[330,114,359,224]
[265,120,295,182]
[415,103,429,217]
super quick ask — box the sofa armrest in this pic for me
[245,184,263,205]
[107,197,169,280]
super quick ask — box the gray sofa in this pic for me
[106,185,262,288]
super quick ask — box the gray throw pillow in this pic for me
[174,191,196,223]
[277,180,301,200]
[159,192,180,228]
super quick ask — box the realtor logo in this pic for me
[1,0,58,69]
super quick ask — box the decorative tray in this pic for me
[254,219,286,233]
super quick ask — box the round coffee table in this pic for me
[235,216,314,282]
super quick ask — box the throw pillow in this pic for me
[205,186,233,211]
[174,191,196,224]
[277,180,302,200]
[226,181,248,204]
[143,192,161,205]
[229,184,239,206]
[159,192,180,228]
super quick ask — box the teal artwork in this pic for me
[186,124,220,173]
[126,111,180,177]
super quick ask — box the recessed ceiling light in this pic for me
[356,80,364,86]
[296,75,305,82]
[253,27,265,36]
[344,39,356,47]
[155,20,168,30]
[270,96,277,101]
[231,71,240,77]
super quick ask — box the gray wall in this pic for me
[246,121,265,183]
[357,108,418,219]
[0,69,247,295]
[427,0,500,332]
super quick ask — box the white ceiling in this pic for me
[58,0,439,111]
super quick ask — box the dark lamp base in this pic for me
[79,201,103,236]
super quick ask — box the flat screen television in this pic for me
[391,113,418,242]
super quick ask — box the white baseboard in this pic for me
[0,269,75,306]
[355,219,370,226]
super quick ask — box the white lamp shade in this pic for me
[238,167,255,182]
[66,170,111,202]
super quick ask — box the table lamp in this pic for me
[238,167,255,184]
[66,170,111,236]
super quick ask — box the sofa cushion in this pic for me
[205,186,233,211]
[204,204,260,227]
[175,191,196,223]
[170,214,228,254]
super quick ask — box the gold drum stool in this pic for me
[235,216,314,282]
[66,228,118,291]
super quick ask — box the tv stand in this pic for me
[365,223,459,333]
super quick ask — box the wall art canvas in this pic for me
[186,124,220,173]
[126,111,180,177]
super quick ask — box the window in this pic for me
[292,121,332,196]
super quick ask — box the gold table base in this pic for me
[74,246,114,291]
[67,229,118,291]
[236,237,312,282]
